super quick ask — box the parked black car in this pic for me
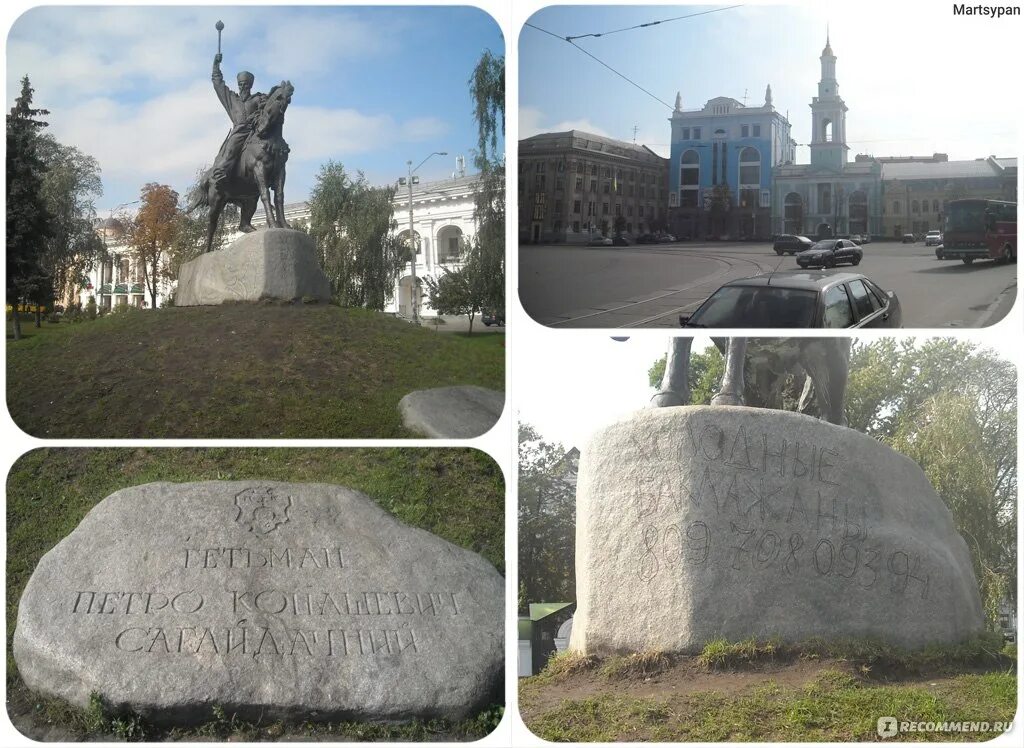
[612,235,632,246]
[482,310,505,327]
[635,233,657,244]
[796,239,863,268]
[773,234,814,255]
[680,271,901,328]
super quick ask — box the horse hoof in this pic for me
[239,224,257,233]
[710,393,743,407]
[650,391,688,408]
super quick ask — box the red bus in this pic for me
[941,199,1017,265]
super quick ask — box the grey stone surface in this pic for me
[399,386,504,438]
[14,481,503,724]
[570,406,983,656]
[176,229,330,306]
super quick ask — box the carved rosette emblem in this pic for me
[234,486,292,535]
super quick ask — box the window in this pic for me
[628,185,634,197]
[590,179,597,193]
[591,165,598,176]
[587,202,595,216]
[555,176,564,191]
[823,284,855,328]
[537,162,545,173]
[575,176,583,191]
[534,174,545,190]
[638,205,644,217]
[603,168,610,178]
[818,183,831,214]
[627,205,633,217]
[693,127,701,139]
[739,147,760,188]
[554,199,563,214]
[741,125,749,138]
[679,149,700,207]
[573,220,580,233]
[912,200,919,213]
[573,200,581,214]
[933,199,940,212]
[603,182,610,194]
[753,124,761,137]
[847,280,876,319]
[602,202,609,215]
[682,127,690,139]
[615,204,622,217]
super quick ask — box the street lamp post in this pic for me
[403,151,447,324]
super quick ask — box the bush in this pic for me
[85,296,97,321]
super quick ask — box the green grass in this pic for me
[6,305,504,438]
[694,634,1010,674]
[524,669,1017,742]
[6,448,505,741]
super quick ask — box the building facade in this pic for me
[771,37,884,239]
[518,130,669,243]
[80,172,481,319]
[667,88,795,240]
[879,155,1017,237]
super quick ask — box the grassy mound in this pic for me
[522,637,1016,742]
[6,448,505,741]
[6,305,504,438]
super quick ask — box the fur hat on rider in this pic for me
[236,71,255,86]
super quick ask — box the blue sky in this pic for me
[5,5,504,216]
[520,4,1020,163]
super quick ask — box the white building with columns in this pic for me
[79,172,481,318]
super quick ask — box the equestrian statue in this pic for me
[188,20,293,253]
[651,338,851,426]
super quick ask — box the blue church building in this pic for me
[667,86,796,240]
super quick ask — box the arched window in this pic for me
[738,147,760,187]
[679,149,700,207]
[822,118,833,142]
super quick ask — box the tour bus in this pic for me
[940,198,1017,265]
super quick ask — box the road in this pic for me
[519,241,1018,328]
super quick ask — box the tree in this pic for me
[518,422,577,614]
[648,343,725,405]
[166,167,240,283]
[307,161,404,309]
[6,75,53,340]
[466,50,505,316]
[36,135,104,313]
[124,183,179,309]
[425,237,491,334]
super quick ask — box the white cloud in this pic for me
[519,106,610,140]
[258,14,396,76]
[287,106,450,162]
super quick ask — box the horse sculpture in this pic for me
[188,80,294,253]
[651,338,852,426]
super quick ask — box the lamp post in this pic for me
[402,151,447,324]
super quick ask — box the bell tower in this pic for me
[809,32,848,170]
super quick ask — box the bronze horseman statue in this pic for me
[188,20,293,252]
[651,338,851,426]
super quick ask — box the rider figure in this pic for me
[211,53,266,186]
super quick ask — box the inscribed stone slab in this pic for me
[14,481,503,723]
[570,406,983,655]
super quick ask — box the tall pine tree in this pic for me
[6,76,53,339]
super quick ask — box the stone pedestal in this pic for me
[570,406,983,656]
[176,228,331,306]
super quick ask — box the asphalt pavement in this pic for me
[518,240,1017,328]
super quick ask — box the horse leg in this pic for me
[205,193,226,253]
[238,197,258,233]
[253,164,275,228]
[798,339,848,426]
[651,337,693,407]
[711,338,747,406]
[274,163,288,228]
